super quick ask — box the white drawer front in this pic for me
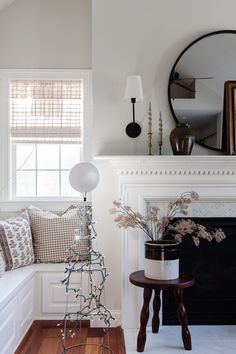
[0,296,18,354]
[18,278,34,338]
[42,272,83,314]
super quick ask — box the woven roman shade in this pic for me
[10,80,83,143]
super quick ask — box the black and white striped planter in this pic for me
[144,240,179,280]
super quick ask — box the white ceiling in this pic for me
[0,0,15,11]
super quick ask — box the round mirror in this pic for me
[168,30,236,151]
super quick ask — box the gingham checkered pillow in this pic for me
[28,205,91,263]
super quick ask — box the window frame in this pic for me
[0,69,92,204]
[12,143,83,199]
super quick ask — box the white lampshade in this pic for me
[69,162,100,193]
[124,75,144,101]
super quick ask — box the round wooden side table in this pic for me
[129,271,194,352]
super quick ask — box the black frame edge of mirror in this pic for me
[168,29,236,152]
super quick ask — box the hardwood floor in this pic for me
[15,321,126,354]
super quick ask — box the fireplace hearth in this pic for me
[162,217,236,325]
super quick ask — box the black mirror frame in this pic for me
[168,29,236,152]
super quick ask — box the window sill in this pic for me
[0,199,86,213]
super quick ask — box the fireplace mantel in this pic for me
[95,156,236,199]
[95,155,236,328]
[95,155,236,176]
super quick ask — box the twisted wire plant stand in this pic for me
[60,205,114,353]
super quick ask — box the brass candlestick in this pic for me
[147,102,152,155]
[158,111,163,155]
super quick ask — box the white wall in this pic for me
[0,0,15,11]
[92,0,236,321]
[0,0,91,68]
[92,0,236,157]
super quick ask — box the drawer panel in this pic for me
[0,296,18,354]
[42,272,84,314]
[18,277,34,338]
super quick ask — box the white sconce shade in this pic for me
[124,75,144,101]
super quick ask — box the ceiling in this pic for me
[0,0,15,11]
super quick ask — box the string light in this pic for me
[60,204,114,353]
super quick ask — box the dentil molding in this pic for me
[95,155,236,176]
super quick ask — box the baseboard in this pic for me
[35,310,121,328]
[90,310,121,328]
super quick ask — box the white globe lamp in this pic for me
[69,162,100,200]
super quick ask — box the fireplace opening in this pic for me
[162,218,236,325]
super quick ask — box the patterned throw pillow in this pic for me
[0,246,6,276]
[0,210,34,270]
[28,205,91,263]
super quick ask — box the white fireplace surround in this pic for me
[96,155,236,329]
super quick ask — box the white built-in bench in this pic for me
[0,204,122,353]
[0,263,121,354]
[0,264,77,354]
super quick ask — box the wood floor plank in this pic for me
[104,328,126,354]
[84,337,103,354]
[37,337,61,354]
[15,321,126,354]
[15,323,44,354]
[62,327,88,354]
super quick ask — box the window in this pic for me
[0,70,92,200]
[10,80,83,144]
[14,144,81,197]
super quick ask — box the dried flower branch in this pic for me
[110,191,226,246]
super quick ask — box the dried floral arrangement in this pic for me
[110,191,226,246]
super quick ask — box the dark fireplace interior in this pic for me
[162,218,236,325]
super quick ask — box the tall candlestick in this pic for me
[147,102,152,155]
[158,111,163,155]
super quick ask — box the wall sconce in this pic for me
[124,75,143,138]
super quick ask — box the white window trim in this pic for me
[0,69,92,207]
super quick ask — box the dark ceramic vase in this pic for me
[170,123,195,155]
[144,240,179,280]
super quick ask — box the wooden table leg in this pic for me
[174,288,192,351]
[137,288,152,352]
[152,289,161,333]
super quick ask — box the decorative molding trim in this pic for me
[95,155,236,177]
[90,310,121,328]
[118,169,235,176]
